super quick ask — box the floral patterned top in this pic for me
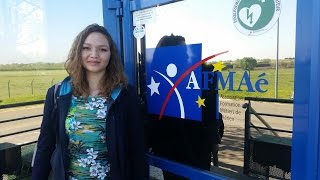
[65,95,111,180]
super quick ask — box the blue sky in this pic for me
[145,0,296,61]
[0,0,296,64]
[44,0,103,62]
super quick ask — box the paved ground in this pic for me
[0,104,42,147]
[0,98,293,179]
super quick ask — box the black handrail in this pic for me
[0,114,43,124]
[244,97,293,104]
[0,112,43,138]
[0,127,40,138]
[0,100,44,109]
[250,125,292,134]
[251,112,292,119]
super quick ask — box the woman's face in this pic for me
[81,32,111,76]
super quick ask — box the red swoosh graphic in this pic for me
[159,51,229,120]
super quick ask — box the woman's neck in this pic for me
[86,73,104,96]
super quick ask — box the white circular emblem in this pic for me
[232,0,281,36]
[133,25,145,39]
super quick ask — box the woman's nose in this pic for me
[90,48,99,58]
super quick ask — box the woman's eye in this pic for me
[100,48,108,52]
[82,46,90,50]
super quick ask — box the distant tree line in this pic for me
[0,57,295,71]
[223,57,294,70]
[0,62,65,71]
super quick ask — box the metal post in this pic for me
[8,80,10,98]
[31,79,34,95]
[243,100,251,174]
[275,19,279,98]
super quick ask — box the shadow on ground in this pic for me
[211,125,259,179]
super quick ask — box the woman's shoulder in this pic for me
[112,84,139,105]
[47,76,70,89]
[120,84,137,97]
[48,76,71,94]
[45,76,71,102]
[123,84,135,91]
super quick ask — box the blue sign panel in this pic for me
[146,44,202,121]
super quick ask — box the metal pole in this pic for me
[31,79,34,95]
[275,19,279,98]
[8,80,10,98]
[243,101,251,175]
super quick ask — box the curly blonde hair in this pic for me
[65,24,127,97]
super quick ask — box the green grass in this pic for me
[219,68,294,99]
[0,68,294,105]
[0,70,67,105]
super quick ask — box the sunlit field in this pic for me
[219,68,294,99]
[0,68,294,105]
[0,70,67,105]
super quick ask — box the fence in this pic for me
[0,101,43,180]
[0,101,231,180]
[0,70,67,104]
[4,79,57,98]
[243,97,293,180]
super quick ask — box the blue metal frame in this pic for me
[130,0,181,11]
[102,0,122,56]
[102,1,225,179]
[103,0,136,84]
[102,0,181,85]
[103,0,320,179]
[292,0,320,179]
[121,0,135,84]
[122,0,181,85]
[147,154,227,180]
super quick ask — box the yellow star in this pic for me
[212,61,226,72]
[196,96,206,108]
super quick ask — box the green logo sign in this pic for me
[233,0,281,36]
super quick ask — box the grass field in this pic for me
[0,68,294,105]
[0,70,68,105]
[219,68,294,99]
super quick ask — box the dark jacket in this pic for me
[217,113,224,144]
[32,78,148,180]
[147,115,216,170]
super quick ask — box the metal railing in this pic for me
[0,100,44,179]
[0,100,44,109]
[243,97,293,179]
[0,100,230,180]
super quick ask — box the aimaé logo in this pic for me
[146,44,268,121]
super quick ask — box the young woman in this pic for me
[32,24,147,179]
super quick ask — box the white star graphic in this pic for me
[147,77,160,96]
